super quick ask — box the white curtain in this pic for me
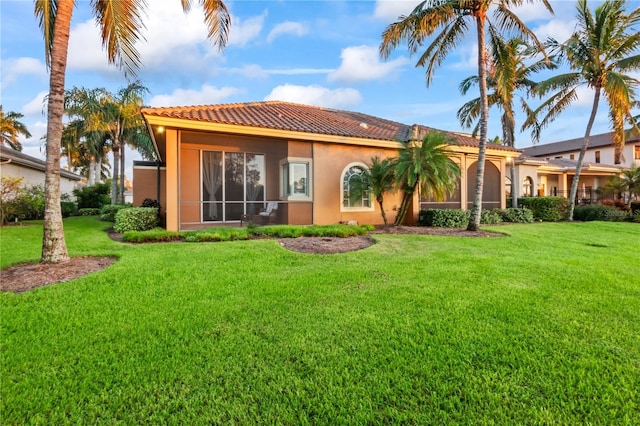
[202,152,222,219]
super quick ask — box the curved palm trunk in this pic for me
[567,86,601,220]
[467,16,489,232]
[394,181,418,226]
[42,0,74,264]
[376,195,388,226]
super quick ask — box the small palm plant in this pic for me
[393,132,460,226]
[349,156,396,226]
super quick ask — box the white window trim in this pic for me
[340,162,374,212]
[279,157,313,202]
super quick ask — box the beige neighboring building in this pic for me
[0,146,82,196]
[134,101,518,231]
[515,131,638,202]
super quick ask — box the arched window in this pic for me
[342,165,371,209]
[522,177,534,197]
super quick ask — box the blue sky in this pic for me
[1,0,634,180]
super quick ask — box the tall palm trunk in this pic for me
[95,157,102,183]
[119,144,126,204]
[42,0,74,263]
[88,156,96,185]
[467,16,490,231]
[111,141,120,204]
[567,86,601,220]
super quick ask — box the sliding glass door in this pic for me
[202,151,265,222]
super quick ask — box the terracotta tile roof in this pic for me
[142,101,519,152]
[522,130,640,157]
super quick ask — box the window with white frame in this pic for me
[342,164,372,210]
[281,158,312,200]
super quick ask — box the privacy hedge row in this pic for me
[573,205,631,222]
[114,207,158,233]
[517,197,569,222]
[418,208,533,227]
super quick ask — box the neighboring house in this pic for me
[522,130,640,168]
[135,101,518,231]
[512,156,621,203]
[516,130,638,202]
[0,145,82,196]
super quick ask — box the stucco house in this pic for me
[516,131,638,201]
[135,101,518,231]
[0,145,82,196]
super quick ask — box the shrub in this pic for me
[499,208,534,223]
[60,201,76,217]
[100,204,129,222]
[602,199,631,212]
[480,209,502,225]
[122,228,182,243]
[517,197,568,222]
[573,205,630,222]
[419,209,470,227]
[631,201,640,214]
[9,184,45,220]
[78,208,101,216]
[141,198,161,209]
[114,207,158,233]
[73,183,111,209]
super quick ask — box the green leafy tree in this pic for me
[0,106,32,151]
[601,165,640,205]
[524,0,640,220]
[34,0,230,263]
[393,131,461,226]
[457,33,556,207]
[380,0,553,231]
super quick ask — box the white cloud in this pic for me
[267,21,308,43]
[223,65,333,79]
[21,92,49,117]
[228,12,266,47]
[532,19,577,43]
[449,43,478,71]
[373,1,416,21]
[264,84,362,108]
[65,4,265,75]
[328,45,408,83]
[148,84,244,107]
[1,57,47,88]
[509,3,555,22]
[268,68,334,75]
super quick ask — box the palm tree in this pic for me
[457,33,557,207]
[34,0,230,263]
[524,0,640,221]
[350,156,396,226]
[380,0,553,231]
[393,131,461,226]
[1,106,32,151]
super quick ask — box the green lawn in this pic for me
[1,217,639,424]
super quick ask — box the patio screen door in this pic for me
[202,151,265,222]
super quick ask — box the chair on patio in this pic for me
[253,202,278,225]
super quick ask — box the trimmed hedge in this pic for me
[480,209,502,225]
[499,208,534,223]
[114,207,158,233]
[573,205,630,222]
[78,208,101,216]
[60,201,76,218]
[517,197,568,222]
[100,204,129,222]
[73,183,111,209]
[419,209,470,227]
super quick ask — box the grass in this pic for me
[1,217,639,424]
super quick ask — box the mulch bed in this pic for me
[1,226,503,293]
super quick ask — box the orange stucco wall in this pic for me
[312,142,403,225]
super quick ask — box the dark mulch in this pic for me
[2,225,504,293]
[1,256,118,293]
